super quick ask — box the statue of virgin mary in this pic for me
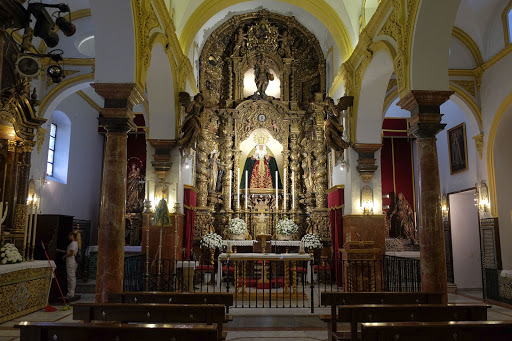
[239,133,282,189]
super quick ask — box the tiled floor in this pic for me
[1,291,511,341]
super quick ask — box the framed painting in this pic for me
[447,122,468,174]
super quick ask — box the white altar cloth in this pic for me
[0,260,56,275]
[86,245,142,257]
[216,252,312,289]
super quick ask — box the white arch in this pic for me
[410,0,461,91]
[356,49,394,143]
[146,43,176,139]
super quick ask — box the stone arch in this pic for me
[146,43,177,140]
[409,0,462,91]
[38,73,94,119]
[356,49,395,143]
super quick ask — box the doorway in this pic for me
[448,189,483,293]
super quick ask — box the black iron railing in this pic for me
[122,253,423,312]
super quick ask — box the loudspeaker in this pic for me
[16,55,40,78]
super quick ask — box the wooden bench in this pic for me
[73,303,227,340]
[108,292,234,314]
[15,321,218,341]
[319,292,444,341]
[361,321,512,341]
[336,304,490,341]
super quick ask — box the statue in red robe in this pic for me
[240,144,282,189]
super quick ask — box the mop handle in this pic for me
[41,241,68,305]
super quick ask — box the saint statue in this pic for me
[178,93,204,152]
[208,150,223,192]
[387,192,417,243]
[324,97,349,153]
[127,163,143,211]
[253,59,274,99]
[240,134,282,189]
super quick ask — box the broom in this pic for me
[41,241,70,311]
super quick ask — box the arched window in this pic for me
[503,1,512,45]
[46,111,71,184]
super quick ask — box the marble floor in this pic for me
[1,291,511,341]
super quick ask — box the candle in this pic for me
[26,198,33,258]
[237,168,240,209]
[292,171,295,210]
[245,171,248,210]
[31,197,39,259]
[275,171,278,210]
[299,241,304,253]
[229,170,232,209]
[176,182,179,204]
[284,168,287,210]
[146,179,150,200]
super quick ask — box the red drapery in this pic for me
[183,187,197,259]
[328,187,344,285]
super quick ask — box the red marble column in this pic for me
[92,83,144,303]
[398,90,453,303]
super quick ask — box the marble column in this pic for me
[92,83,144,303]
[398,90,453,302]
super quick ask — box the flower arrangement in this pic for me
[301,233,322,250]
[228,218,247,235]
[200,232,223,249]
[1,243,22,264]
[276,218,299,235]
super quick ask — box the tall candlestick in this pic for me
[275,171,278,210]
[26,199,33,259]
[237,168,240,209]
[284,168,287,210]
[229,170,232,210]
[292,171,295,210]
[245,171,248,209]
[31,197,38,260]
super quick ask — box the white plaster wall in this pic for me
[448,37,477,69]
[437,100,479,195]
[29,93,103,227]
[493,104,512,270]
[449,190,482,289]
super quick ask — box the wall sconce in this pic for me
[441,193,448,218]
[477,180,490,213]
[361,185,373,215]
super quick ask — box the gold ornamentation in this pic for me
[13,204,28,232]
[387,79,397,92]
[473,133,484,160]
[452,80,476,97]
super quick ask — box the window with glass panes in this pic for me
[47,123,57,176]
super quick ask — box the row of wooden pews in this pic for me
[320,292,512,341]
[15,292,234,341]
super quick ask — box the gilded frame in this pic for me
[447,122,468,174]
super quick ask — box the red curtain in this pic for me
[328,187,344,285]
[183,187,197,259]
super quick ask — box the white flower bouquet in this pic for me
[276,218,298,235]
[301,233,322,249]
[200,232,223,249]
[1,243,23,264]
[228,218,247,235]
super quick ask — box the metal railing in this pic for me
[122,253,422,312]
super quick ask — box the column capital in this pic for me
[91,83,145,108]
[398,90,453,138]
[98,117,134,134]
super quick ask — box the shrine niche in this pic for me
[199,9,326,108]
[187,10,350,247]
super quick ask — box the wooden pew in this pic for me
[15,321,218,341]
[319,292,444,341]
[73,303,227,340]
[336,304,490,341]
[108,292,234,313]
[361,321,512,341]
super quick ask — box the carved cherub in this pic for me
[232,27,247,56]
[271,120,279,134]
[278,30,292,58]
[245,118,254,133]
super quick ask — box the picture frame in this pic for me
[447,122,468,174]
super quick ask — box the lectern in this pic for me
[341,241,381,292]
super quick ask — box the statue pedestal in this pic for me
[340,241,382,292]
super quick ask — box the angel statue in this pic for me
[324,96,352,160]
[253,58,274,99]
[178,92,204,153]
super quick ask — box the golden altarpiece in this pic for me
[185,10,348,245]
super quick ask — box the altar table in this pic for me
[216,252,312,291]
[0,260,55,323]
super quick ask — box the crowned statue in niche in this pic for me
[240,131,282,189]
